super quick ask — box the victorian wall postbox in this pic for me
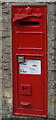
[12,5,47,117]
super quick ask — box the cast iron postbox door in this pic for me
[12,5,47,117]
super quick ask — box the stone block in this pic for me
[3,54,10,63]
[3,63,10,70]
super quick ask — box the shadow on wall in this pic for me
[1,117,56,120]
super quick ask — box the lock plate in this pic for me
[19,84,31,95]
[18,56,24,63]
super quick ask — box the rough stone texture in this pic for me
[47,4,55,119]
[0,3,2,120]
[54,4,56,119]
[2,3,12,119]
[0,1,56,120]
[0,0,56,3]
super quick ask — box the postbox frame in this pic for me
[12,5,48,117]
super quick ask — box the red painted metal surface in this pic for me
[19,84,31,95]
[12,5,47,117]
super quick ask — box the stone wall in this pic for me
[0,3,2,120]
[0,1,56,120]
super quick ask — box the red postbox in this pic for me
[12,5,47,117]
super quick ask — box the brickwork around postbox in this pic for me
[0,1,56,119]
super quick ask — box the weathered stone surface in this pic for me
[3,63,10,70]
[3,47,11,54]
[3,54,10,63]
[0,4,2,120]
[1,0,56,2]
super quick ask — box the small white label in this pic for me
[19,60,41,75]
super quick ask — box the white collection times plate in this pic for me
[19,60,41,75]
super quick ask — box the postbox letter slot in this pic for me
[19,21,40,26]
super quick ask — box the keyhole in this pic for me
[22,86,25,90]
[22,86,28,90]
